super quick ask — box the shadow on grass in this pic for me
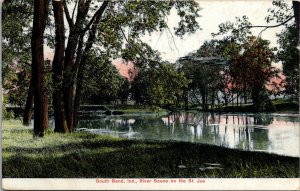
[2,138,141,153]
[3,139,299,178]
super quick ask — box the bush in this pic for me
[2,94,14,119]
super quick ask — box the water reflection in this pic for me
[77,112,300,157]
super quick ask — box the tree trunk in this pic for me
[293,1,300,41]
[62,24,84,132]
[244,92,247,104]
[224,91,228,108]
[205,89,208,110]
[73,1,109,128]
[292,1,300,112]
[61,0,97,132]
[201,91,206,110]
[243,85,247,104]
[52,0,69,133]
[251,88,260,110]
[192,92,201,105]
[184,90,189,109]
[62,88,74,132]
[23,78,34,126]
[71,34,85,129]
[31,0,49,137]
[211,91,215,109]
[73,65,84,128]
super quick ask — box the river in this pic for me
[75,112,300,157]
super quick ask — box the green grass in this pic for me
[2,120,299,178]
[107,105,168,114]
[79,104,168,114]
[272,99,299,112]
[206,99,299,112]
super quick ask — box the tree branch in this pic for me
[120,27,159,72]
[71,0,79,21]
[239,15,295,39]
[71,33,85,79]
[62,0,74,28]
[81,0,92,19]
[82,1,109,32]
[23,61,32,67]
[120,28,147,61]
[154,30,164,49]
[243,15,294,29]
[166,25,180,56]
[72,1,108,81]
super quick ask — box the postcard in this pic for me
[1,0,299,190]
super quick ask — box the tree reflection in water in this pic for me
[76,112,299,156]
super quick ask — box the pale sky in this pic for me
[141,0,293,66]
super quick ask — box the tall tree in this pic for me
[277,24,299,99]
[229,36,277,111]
[22,77,34,125]
[211,0,300,110]
[80,55,125,105]
[52,0,68,133]
[266,0,299,103]
[31,0,49,137]
[131,61,188,109]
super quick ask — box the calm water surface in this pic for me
[77,112,300,157]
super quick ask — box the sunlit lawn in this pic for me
[2,120,299,178]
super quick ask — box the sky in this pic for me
[141,0,293,67]
[115,0,292,76]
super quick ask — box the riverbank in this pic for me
[5,98,298,119]
[187,99,299,113]
[2,120,299,178]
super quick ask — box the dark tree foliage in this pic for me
[229,37,278,111]
[81,55,125,105]
[277,25,299,98]
[131,61,188,109]
[2,0,33,107]
[179,40,231,110]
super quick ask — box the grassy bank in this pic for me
[106,105,168,114]
[196,99,299,113]
[78,105,168,115]
[2,120,299,178]
[7,99,298,118]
